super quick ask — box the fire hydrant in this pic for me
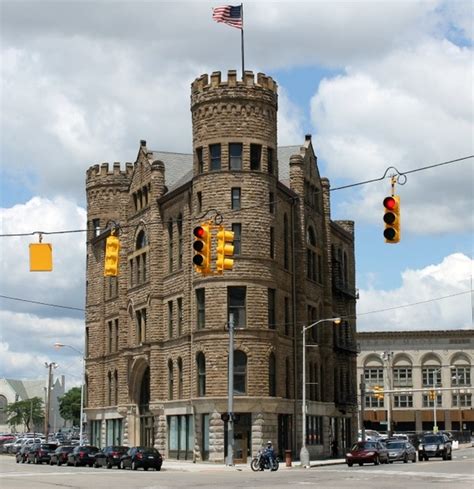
[285,449,292,467]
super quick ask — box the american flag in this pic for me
[212,5,243,30]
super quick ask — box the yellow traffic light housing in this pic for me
[383,195,401,243]
[429,390,436,401]
[29,243,53,272]
[193,224,211,274]
[216,226,234,272]
[104,234,120,276]
[373,385,384,400]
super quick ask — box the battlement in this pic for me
[86,162,134,186]
[191,70,277,95]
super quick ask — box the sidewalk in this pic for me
[162,457,346,472]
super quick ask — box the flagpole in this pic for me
[241,3,245,78]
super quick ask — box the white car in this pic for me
[358,430,382,441]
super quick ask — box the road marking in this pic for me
[321,468,474,481]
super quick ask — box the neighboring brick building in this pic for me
[84,70,358,462]
[357,329,474,433]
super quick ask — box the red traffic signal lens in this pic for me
[193,226,205,238]
[383,196,396,210]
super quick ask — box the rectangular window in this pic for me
[196,147,204,173]
[231,187,241,210]
[201,414,210,461]
[232,223,241,255]
[268,288,276,329]
[451,366,471,386]
[168,301,174,338]
[85,327,89,357]
[114,319,119,352]
[422,394,442,407]
[267,147,274,174]
[365,395,384,408]
[229,143,242,170]
[317,255,322,283]
[108,321,113,353]
[129,259,134,287]
[269,192,274,213]
[92,218,101,237]
[364,368,384,385]
[306,415,323,445]
[270,227,274,258]
[197,192,202,213]
[422,368,442,387]
[250,144,262,170]
[284,297,290,336]
[177,298,183,336]
[393,368,413,387]
[452,393,472,407]
[196,288,205,329]
[228,286,246,328]
[394,395,413,408]
[209,144,221,171]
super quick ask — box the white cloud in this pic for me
[311,39,473,234]
[357,253,473,331]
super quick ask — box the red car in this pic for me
[346,441,389,466]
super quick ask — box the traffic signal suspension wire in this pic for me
[0,154,471,238]
[0,289,470,324]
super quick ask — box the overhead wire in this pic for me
[0,154,471,238]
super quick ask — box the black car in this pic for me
[93,446,128,469]
[50,445,75,466]
[67,446,100,467]
[120,447,163,471]
[27,443,58,464]
[15,445,32,464]
[418,434,452,461]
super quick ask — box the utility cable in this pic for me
[0,155,471,237]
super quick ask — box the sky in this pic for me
[0,0,473,385]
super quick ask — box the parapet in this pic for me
[86,161,134,188]
[191,70,278,96]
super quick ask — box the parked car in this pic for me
[93,446,129,469]
[27,443,58,464]
[120,447,163,471]
[418,433,452,461]
[15,445,32,463]
[386,440,417,463]
[346,440,389,466]
[357,429,382,442]
[50,446,75,466]
[67,446,100,467]
[8,438,27,454]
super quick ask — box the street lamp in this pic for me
[54,343,85,445]
[300,317,341,468]
[432,367,442,433]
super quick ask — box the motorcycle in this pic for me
[250,449,279,472]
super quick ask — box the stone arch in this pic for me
[420,352,442,366]
[392,353,414,366]
[363,354,384,367]
[128,356,150,405]
[449,352,471,365]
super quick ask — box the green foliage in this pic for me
[6,397,44,431]
[58,387,81,425]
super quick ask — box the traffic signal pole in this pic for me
[226,314,235,466]
[359,374,366,442]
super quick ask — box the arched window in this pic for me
[177,214,183,269]
[139,367,150,414]
[343,251,348,285]
[114,370,118,405]
[269,352,276,397]
[107,371,112,405]
[234,350,247,395]
[168,360,174,400]
[168,220,173,272]
[0,395,7,425]
[130,229,148,286]
[306,226,317,281]
[177,357,183,399]
[136,230,148,249]
[197,352,206,397]
[283,214,289,270]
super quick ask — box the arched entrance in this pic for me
[138,367,154,447]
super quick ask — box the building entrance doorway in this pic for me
[224,413,251,463]
[138,367,154,447]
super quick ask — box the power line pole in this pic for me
[44,362,57,440]
[359,374,366,442]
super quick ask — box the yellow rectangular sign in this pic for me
[29,243,53,272]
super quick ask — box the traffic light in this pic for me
[216,226,234,272]
[373,385,384,400]
[193,224,211,274]
[104,234,120,276]
[220,412,230,423]
[429,390,436,401]
[383,195,401,243]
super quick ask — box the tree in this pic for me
[6,397,44,432]
[58,387,81,426]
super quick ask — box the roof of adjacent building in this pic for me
[4,379,46,401]
[148,145,305,193]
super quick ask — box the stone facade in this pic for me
[84,70,358,462]
[357,329,474,433]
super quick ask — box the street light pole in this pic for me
[54,343,85,445]
[300,317,341,468]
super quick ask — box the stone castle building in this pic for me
[84,70,358,462]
